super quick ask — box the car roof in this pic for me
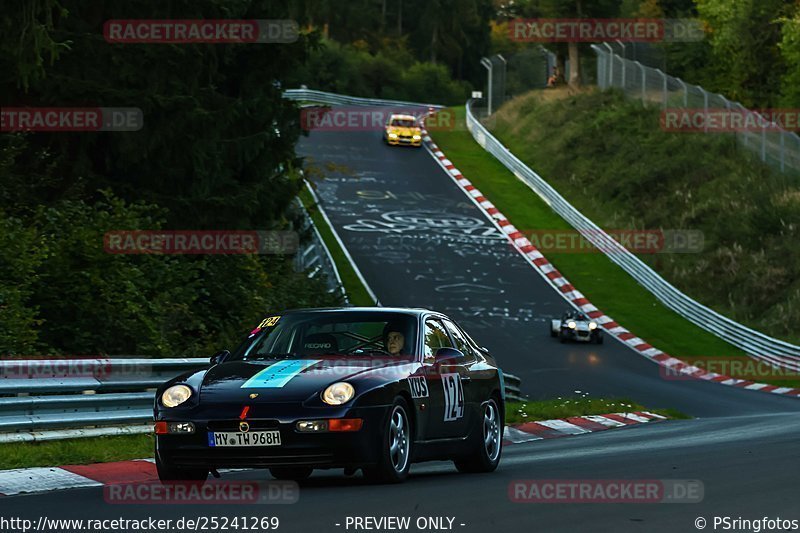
[389,114,417,121]
[277,307,437,318]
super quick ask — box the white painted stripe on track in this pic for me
[0,467,101,496]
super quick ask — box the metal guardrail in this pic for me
[294,198,349,304]
[282,88,445,109]
[465,99,800,371]
[0,358,522,441]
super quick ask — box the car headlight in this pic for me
[589,322,597,330]
[567,321,577,329]
[322,382,355,405]
[388,132,398,138]
[412,134,421,140]
[161,385,192,408]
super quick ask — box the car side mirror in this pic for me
[434,347,464,364]
[210,350,230,366]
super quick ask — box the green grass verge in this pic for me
[504,398,689,425]
[299,186,375,307]
[431,106,800,389]
[0,433,154,470]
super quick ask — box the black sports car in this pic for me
[154,307,505,483]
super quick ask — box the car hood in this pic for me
[198,357,412,403]
[386,126,420,136]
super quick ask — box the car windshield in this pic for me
[230,311,418,361]
[390,118,416,128]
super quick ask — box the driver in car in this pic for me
[383,322,406,355]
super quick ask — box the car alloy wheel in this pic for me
[363,397,413,483]
[483,399,501,462]
[454,397,503,474]
[389,404,410,473]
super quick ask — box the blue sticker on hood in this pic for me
[241,359,321,389]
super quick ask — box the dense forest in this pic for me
[2,0,798,356]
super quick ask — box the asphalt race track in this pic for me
[5,414,799,532]
[2,116,797,533]
[295,128,799,418]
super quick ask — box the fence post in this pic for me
[661,69,667,109]
[780,131,785,172]
[604,43,614,87]
[676,78,688,107]
[703,88,709,133]
[636,61,646,104]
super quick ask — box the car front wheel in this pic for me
[363,398,412,483]
[454,397,503,474]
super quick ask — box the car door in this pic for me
[422,318,469,439]
[441,319,479,433]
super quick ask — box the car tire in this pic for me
[362,398,412,484]
[454,397,503,474]
[550,324,558,338]
[595,334,604,344]
[155,449,208,483]
[269,467,313,481]
[559,331,568,343]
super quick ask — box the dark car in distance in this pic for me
[154,307,505,484]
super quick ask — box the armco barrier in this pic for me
[0,358,522,441]
[464,99,800,371]
[282,88,444,109]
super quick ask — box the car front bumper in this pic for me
[155,404,389,470]
[562,328,597,342]
[386,135,422,147]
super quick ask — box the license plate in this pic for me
[208,430,281,447]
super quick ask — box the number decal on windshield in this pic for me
[257,316,281,329]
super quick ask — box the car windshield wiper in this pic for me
[350,348,393,356]
[244,353,298,361]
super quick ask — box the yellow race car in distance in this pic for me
[384,113,423,147]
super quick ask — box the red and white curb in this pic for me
[0,459,156,496]
[420,123,800,399]
[503,411,667,445]
[0,412,667,496]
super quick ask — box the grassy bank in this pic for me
[492,88,800,345]
[430,102,799,389]
[299,186,375,307]
[504,398,688,425]
[0,433,154,470]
